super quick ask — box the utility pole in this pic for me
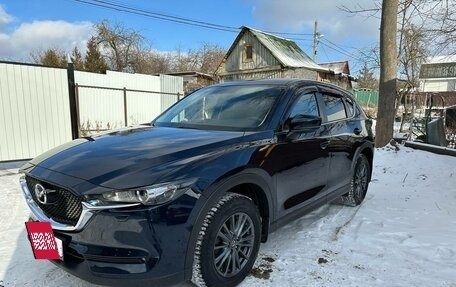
[312,20,322,62]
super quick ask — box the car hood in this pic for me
[26,126,246,189]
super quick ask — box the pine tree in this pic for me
[31,48,66,68]
[84,37,108,73]
[357,63,379,90]
[71,46,84,70]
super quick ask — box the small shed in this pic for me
[318,61,354,90]
[161,71,216,95]
[216,26,330,82]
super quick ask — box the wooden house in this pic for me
[216,26,330,82]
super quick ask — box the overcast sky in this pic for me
[0,0,380,72]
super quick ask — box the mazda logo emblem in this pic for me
[34,184,49,204]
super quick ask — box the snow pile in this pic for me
[0,146,455,287]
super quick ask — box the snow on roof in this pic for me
[244,27,329,72]
[426,55,456,64]
[319,61,349,74]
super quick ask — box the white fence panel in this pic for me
[0,64,183,161]
[126,91,162,125]
[77,87,125,130]
[160,74,183,112]
[0,63,72,161]
[75,71,182,129]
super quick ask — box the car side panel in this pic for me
[325,119,359,191]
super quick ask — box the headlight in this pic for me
[86,178,196,206]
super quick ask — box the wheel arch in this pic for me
[351,142,374,180]
[184,168,275,279]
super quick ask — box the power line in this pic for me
[71,0,316,37]
[322,38,353,55]
[320,42,362,62]
[321,40,358,59]
[71,0,361,63]
[93,0,239,30]
[265,31,313,36]
[287,37,314,42]
[320,43,330,63]
[71,0,240,32]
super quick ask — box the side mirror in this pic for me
[289,114,322,133]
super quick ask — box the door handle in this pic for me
[320,141,330,149]
[353,128,361,135]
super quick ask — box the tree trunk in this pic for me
[376,0,398,147]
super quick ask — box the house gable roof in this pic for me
[319,61,350,75]
[219,26,328,73]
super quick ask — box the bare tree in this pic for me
[409,1,456,54]
[132,50,173,74]
[397,24,428,131]
[169,43,225,74]
[376,0,399,147]
[198,43,225,74]
[341,0,435,145]
[94,20,145,72]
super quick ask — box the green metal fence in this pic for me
[353,90,379,107]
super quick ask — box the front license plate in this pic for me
[25,221,62,260]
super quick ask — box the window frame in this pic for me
[342,96,360,118]
[278,86,322,129]
[288,92,321,120]
[318,92,348,123]
[243,44,253,63]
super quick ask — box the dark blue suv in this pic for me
[20,79,374,287]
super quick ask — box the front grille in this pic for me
[26,176,83,226]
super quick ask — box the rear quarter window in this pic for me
[344,97,355,117]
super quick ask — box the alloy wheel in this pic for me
[354,159,368,199]
[213,212,255,278]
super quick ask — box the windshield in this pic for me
[154,84,283,131]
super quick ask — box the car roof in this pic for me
[215,78,305,87]
[214,79,350,93]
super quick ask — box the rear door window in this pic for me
[322,94,347,122]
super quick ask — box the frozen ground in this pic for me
[1,146,455,287]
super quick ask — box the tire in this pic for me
[341,154,371,206]
[191,193,261,287]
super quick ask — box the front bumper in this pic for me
[21,176,199,286]
[48,208,190,286]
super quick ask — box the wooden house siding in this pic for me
[223,31,280,73]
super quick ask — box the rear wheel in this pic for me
[341,154,370,206]
[192,193,261,287]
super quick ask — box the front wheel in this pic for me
[192,193,261,287]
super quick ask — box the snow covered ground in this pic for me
[1,146,455,287]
